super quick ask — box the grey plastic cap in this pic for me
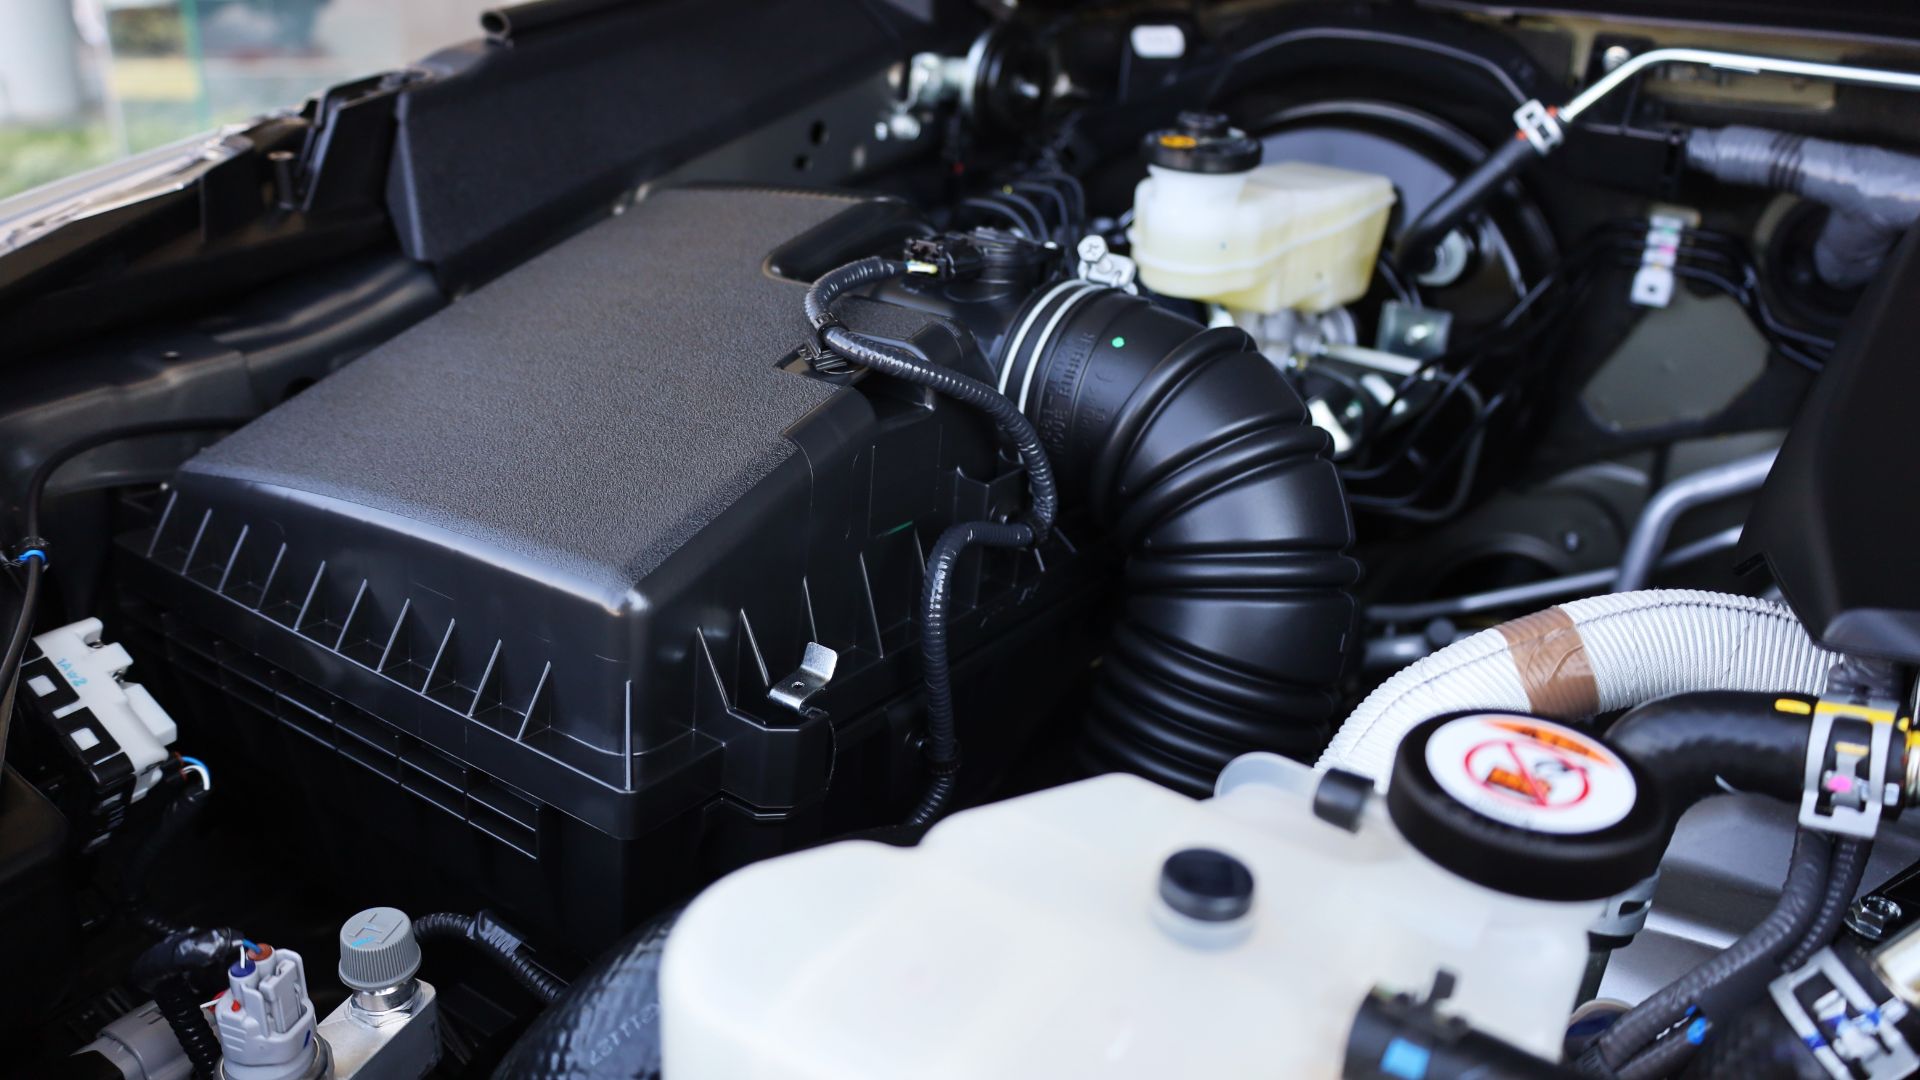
[338,907,421,992]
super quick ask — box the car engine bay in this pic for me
[7,0,1920,1076]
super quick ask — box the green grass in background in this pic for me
[0,124,120,201]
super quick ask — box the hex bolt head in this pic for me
[1848,895,1904,942]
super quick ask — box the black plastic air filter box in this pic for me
[113,187,1092,947]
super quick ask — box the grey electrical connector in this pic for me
[75,1000,192,1080]
[319,907,441,1080]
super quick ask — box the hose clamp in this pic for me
[7,537,49,567]
[1800,697,1903,839]
[1512,99,1565,156]
[1770,948,1918,1080]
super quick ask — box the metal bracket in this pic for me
[1512,99,1565,155]
[768,642,839,716]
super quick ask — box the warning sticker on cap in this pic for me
[1424,714,1636,835]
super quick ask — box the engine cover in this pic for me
[114,187,1092,944]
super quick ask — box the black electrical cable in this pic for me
[1587,829,1832,1077]
[131,926,246,1079]
[413,912,566,1003]
[119,777,211,937]
[1374,252,1422,307]
[806,256,1059,821]
[906,521,1034,825]
[804,257,1058,537]
[1782,836,1873,970]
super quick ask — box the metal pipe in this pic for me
[1367,525,1743,625]
[1614,449,1776,591]
[1561,49,1920,124]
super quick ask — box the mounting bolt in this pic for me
[1601,44,1634,73]
[1848,895,1904,942]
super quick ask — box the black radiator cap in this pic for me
[1739,227,1920,663]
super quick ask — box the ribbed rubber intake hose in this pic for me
[999,287,1359,793]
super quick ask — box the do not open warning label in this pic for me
[1424,714,1637,835]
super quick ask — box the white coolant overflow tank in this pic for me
[659,723,1649,1079]
[1129,111,1396,315]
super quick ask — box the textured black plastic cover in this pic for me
[1739,228,1920,663]
[128,187,859,838]
[189,186,844,591]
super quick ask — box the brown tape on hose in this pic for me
[1497,606,1600,717]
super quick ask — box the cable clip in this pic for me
[1769,949,1918,1080]
[1800,697,1903,839]
[1512,99,1564,155]
[7,537,49,567]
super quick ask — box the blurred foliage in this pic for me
[108,7,189,58]
[0,124,117,200]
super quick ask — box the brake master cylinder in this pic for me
[1129,111,1396,314]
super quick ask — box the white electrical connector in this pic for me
[26,618,178,803]
[215,946,325,1080]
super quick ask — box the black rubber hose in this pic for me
[958,196,1039,239]
[130,926,244,1079]
[1008,289,1359,792]
[908,521,1035,826]
[413,912,566,1004]
[1396,136,1538,276]
[1586,829,1832,1076]
[1605,692,1815,815]
[491,907,681,1080]
[1783,836,1872,970]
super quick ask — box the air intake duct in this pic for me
[995,285,1359,793]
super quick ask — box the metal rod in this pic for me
[1613,448,1776,591]
[1367,525,1744,625]
[1562,48,1920,124]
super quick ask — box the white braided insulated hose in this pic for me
[1318,590,1839,785]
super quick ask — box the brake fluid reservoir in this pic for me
[660,713,1665,1079]
[1130,112,1396,314]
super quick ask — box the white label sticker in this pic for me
[1425,714,1636,835]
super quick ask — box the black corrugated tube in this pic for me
[414,912,566,1004]
[130,926,246,1079]
[998,287,1360,793]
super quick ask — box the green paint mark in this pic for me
[880,520,915,537]
[1111,336,1126,348]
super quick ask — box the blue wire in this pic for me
[179,755,209,774]
[241,938,259,953]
